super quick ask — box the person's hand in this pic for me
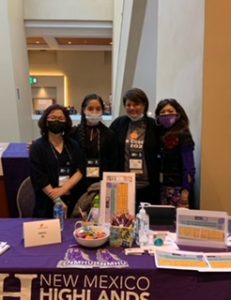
[180,189,189,208]
[47,187,66,200]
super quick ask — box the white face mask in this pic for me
[127,113,144,122]
[85,114,102,125]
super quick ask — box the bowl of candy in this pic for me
[73,225,109,248]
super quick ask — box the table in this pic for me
[1,219,231,300]
[1,143,30,217]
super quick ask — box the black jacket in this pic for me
[29,136,84,217]
[110,115,159,189]
[70,122,119,177]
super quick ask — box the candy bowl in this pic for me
[73,225,109,248]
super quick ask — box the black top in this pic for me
[158,129,195,189]
[69,122,119,187]
[29,136,84,217]
[110,115,160,193]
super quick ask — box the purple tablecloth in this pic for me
[1,218,231,300]
[1,143,30,217]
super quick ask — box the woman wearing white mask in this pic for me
[110,88,160,212]
[155,98,195,208]
[70,94,118,199]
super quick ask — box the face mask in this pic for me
[158,114,178,128]
[127,113,144,122]
[85,114,102,125]
[47,121,67,134]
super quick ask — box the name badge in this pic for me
[86,159,100,177]
[59,167,70,186]
[129,159,142,170]
[86,167,100,177]
[59,175,69,186]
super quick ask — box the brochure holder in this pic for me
[99,172,136,224]
[176,208,228,249]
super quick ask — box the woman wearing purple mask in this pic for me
[155,99,195,208]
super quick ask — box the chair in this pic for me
[16,176,35,217]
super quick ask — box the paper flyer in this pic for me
[154,249,209,271]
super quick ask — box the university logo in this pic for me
[0,273,37,300]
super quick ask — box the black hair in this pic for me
[79,94,104,152]
[123,88,149,115]
[38,104,72,136]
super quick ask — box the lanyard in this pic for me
[49,142,72,164]
[88,127,101,158]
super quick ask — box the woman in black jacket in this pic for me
[70,94,118,197]
[155,98,195,208]
[30,104,84,218]
[110,88,160,212]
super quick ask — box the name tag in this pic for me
[59,175,69,186]
[86,167,100,177]
[129,159,142,170]
[86,159,100,177]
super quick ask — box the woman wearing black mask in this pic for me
[110,88,160,212]
[155,98,195,208]
[29,104,84,218]
[69,94,118,202]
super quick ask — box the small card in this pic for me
[125,248,145,255]
[23,219,61,247]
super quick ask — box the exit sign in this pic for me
[29,76,38,85]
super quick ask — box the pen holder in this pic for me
[109,226,135,248]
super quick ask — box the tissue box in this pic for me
[109,226,135,248]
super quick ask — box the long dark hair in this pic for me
[78,94,104,151]
[123,88,149,115]
[38,104,72,136]
[155,98,190,138]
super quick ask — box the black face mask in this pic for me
[47,121,67,134]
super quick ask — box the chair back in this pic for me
[16,176,35,217]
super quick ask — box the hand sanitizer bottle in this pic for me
[137,202,150,247]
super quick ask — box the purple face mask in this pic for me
[158,114,179,128]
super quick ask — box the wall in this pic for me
[0,0,33,142]
[24,0,113,21]
[133,0,158,116]
[28,50,112,112]
[31,75,64,111]
[201,0,231,213]
[155,0,205,207]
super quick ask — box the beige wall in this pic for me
[24,0,113,21]
[201,0,231,213]
[0,0,33,142]
[28,50,112,112]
